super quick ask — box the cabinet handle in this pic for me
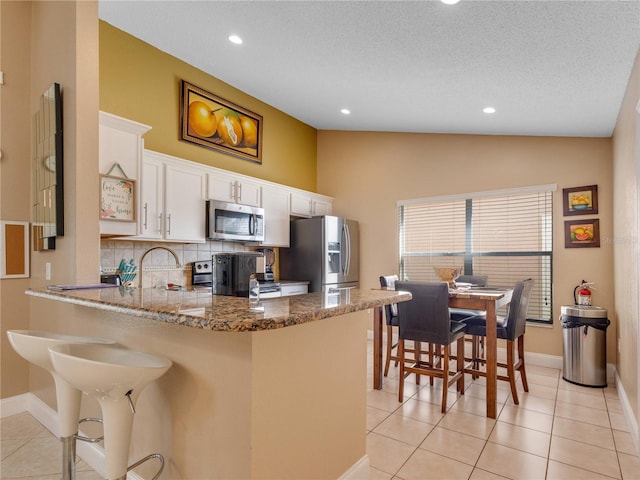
[230,182,236,201]
[167,213,172,236]
[309,199,314,215]
[143,203,148,230]
[237,182,242,202]
[158,214,162,234]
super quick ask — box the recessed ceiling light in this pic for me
[341,108,351,115]
[228,35,243,45]
[441,0,461,4]
[483,107,496,114]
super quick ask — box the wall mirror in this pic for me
[33,82,63,250]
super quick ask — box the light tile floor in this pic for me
[2,339,640,479]
[366,341,640,480]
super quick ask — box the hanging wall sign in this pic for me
[100,175,136,222]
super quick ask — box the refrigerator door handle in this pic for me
[342,223,351,276]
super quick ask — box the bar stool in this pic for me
[48,343,172,480]
[6,330,115,480]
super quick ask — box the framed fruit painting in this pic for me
[180,80,263,164]
[565,219,600,248]
[562,185,598,216]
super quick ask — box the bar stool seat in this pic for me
[48,343,172,480]
[6,330,115,480]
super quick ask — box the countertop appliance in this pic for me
[256,248,275,281]
[280,215,359,293]
[191,260,213,290]
[212,252,281,297]
[206,200,265,242]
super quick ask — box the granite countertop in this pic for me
[26,287,411,332]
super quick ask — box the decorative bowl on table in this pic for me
[433,267,463,287]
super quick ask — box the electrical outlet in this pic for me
[45,262,51,280]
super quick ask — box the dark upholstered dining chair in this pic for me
[379,275,400,376]
[463,278,534,404]
[379,275,419,376]
[451,274,489,365]
[450,274,489,321]
[395,281,467,413]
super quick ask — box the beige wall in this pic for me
[0,0,32,398]
[317,132,615,361]
[612,49,640,419]
[99,22,318,192]
[1,0,100,398]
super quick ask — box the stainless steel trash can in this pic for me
[561,305,610,387]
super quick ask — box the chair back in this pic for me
[456,275,488,287]
[396,281,452,345]
[379,275,399,325]
[505,278,534,340]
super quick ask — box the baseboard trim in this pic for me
[339,454,369,480]
[0,393,142,480]
[615,372,640,456]
[368,330,617,384]
[0,393,32,418]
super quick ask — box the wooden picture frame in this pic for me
[563,185,598,216]
[1,221,29,278]
[100,175,136,222]
[565,219,600,248]
[180,80,263,164]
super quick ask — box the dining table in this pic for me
[372,285,514,419]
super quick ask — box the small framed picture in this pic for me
[100,175,136,222]
[563,185,598,216]
[1,221,29,278]
[564,219,600,248]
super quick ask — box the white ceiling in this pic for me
[99,0,640,137]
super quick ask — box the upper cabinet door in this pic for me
[261,185,290,247]
[208,171,261,207]
[99,112,151,237]
[290,191,333,218]
[312,199,332,217]
[164,163,206,243]
[138,155,163,240]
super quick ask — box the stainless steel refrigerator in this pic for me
[280,216,359,292]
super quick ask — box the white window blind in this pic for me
[399,186,554,323]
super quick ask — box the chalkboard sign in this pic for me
[100,175,136,222]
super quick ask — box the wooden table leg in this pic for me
[485,301,497,418]
[373,306,383,390]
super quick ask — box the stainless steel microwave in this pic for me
[206,200,265,242]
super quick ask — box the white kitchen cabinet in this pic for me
[280,283,309,297]
[260,185,290,247]
[136,150,206,243]
[99,112,151,236]
[208,171,261,207]
[138,154,163,240]
[290,191,333,218]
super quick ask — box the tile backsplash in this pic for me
[100,239,252,288]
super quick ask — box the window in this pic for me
[399,185,555,323]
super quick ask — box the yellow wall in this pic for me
[612,49,640,419]
[99,21,318,192]
[317,132,615,361]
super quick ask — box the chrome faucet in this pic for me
[138,246,181,288]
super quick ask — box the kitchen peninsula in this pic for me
[25,286,410,479]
